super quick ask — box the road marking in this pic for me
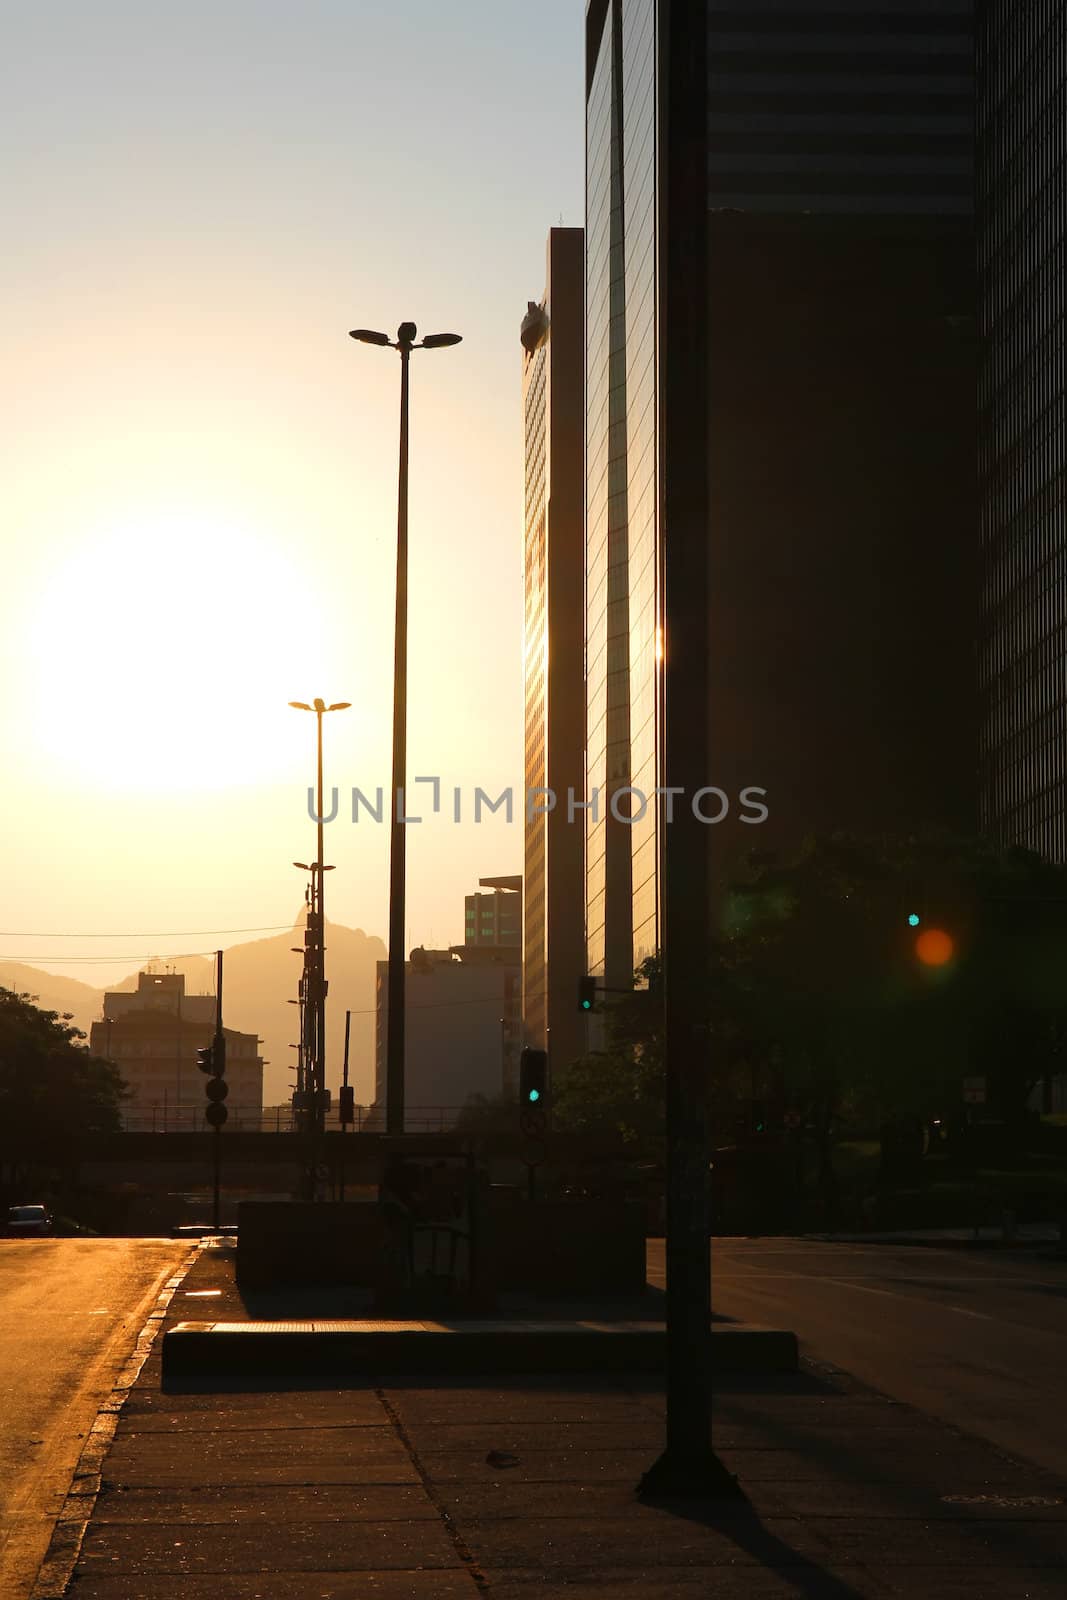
[716,1268,1065,1341]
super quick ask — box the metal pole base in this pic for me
[637,1449,745,1502]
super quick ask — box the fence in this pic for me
[116,1105,474,1134]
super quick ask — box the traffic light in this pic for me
[199,1036,228,1126]
[519,1047,548,1107]
[907,912,921,927]
[519,1047,548,1139]
[339,1085,355,1125]
[578,975,596,1012]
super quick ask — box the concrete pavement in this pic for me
[42,1243,1067,1598]
[690,1236,1067,1480]
[0,1238,193,1600]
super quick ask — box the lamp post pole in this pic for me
[348,322,462,1137]
[388,330,412,1141]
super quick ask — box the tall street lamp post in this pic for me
[290,699,349,1146]
[347,322,462,1136]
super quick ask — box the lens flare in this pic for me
[915,927,954,967]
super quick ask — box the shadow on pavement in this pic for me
[641,1497,869,1600]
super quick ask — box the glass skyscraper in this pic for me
[586,0,660,985]
[522,229,587,1070]
[585,0,977,985]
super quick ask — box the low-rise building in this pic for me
[89,970,264,1130]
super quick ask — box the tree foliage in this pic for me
[552,958,665,1142]
[0,987,128,1152]
[550,833,1067,1151]
[723,831,1067,1132]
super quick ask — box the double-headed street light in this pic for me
[348,322,462,1136]
[290,700,349,1144]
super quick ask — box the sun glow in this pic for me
[21,509,335,793]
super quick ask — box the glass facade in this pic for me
[585,3,615,980]
[523,331,549,1033]
[585,0,658,984]
[585,0,979,980]
[977,0,1067,857]
[523,230,586,1064]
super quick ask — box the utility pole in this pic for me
[212,949,224,1233]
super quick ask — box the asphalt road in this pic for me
[651,1237,1067,1481]
[0,1238,192,1598]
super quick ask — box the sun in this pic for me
[22,508,335,792]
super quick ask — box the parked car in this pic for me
[5,1204,54,1237]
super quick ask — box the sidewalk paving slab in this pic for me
[52,1242,1067,1600]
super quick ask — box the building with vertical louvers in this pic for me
[977,1,1067,856]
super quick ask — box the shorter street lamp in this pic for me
[290,699,349,1142]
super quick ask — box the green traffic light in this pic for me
[528,1088,540,1102]
[907,912,920,927]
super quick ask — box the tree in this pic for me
[552,958,666,1142]
[0,988,128,1166]
[722,831,1067,1146]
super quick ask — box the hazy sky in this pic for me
[0,1,583,989]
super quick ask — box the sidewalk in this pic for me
[49,1245,1067,1599]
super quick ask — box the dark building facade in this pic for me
[584,0,978,982]
[977,1,1067,856]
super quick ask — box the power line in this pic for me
[0,950,228,965]
[0,923,295,939]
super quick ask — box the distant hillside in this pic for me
[1,919,387,1107]
[0,964,102,1038]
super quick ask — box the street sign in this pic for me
[521,1137,546,1168]
[963,1077,986,1105]
[520,1106,547,1140]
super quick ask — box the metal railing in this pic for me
[116,1105,475,1134]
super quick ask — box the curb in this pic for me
[28,1249,200,1600]
[161,1320,798,1383]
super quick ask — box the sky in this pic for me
[0,1,584,990]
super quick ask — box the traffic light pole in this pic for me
[638,0,740,1501]
[339,1008,351,1203]
[213,948,223,1235]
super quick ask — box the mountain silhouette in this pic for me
[0,916,387,1107]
